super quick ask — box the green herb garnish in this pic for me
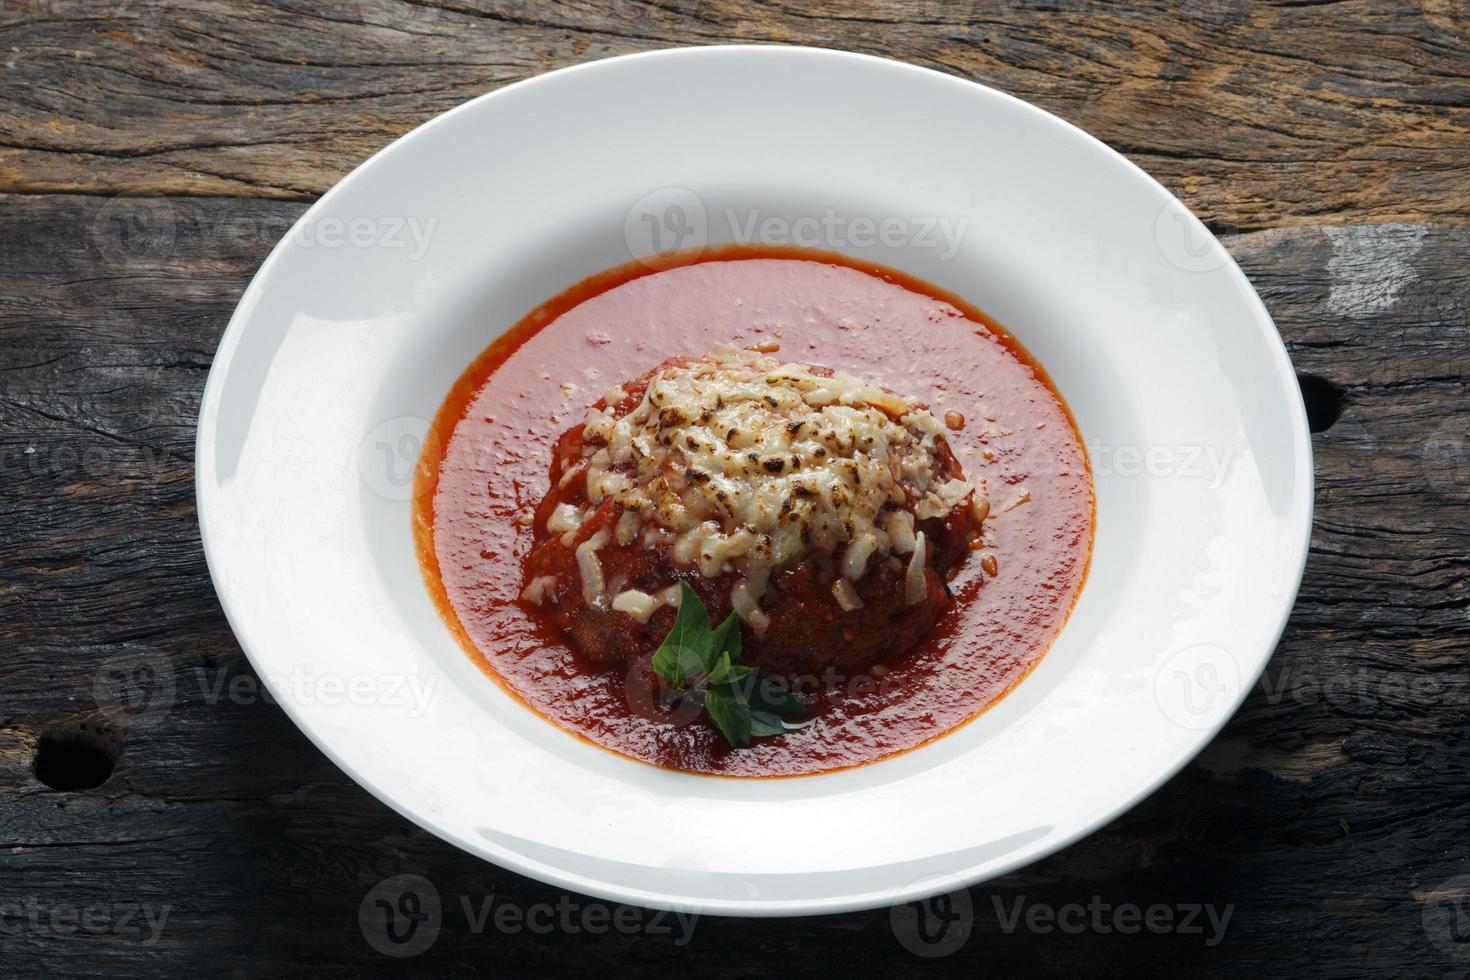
[651,582,809,747]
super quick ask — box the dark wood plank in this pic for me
[0,0,1467,228]
[1,191,1467,975]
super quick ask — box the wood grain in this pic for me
[1,0,1467,227]
[1,1,1468,976]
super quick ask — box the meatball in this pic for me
[520,346,982,685]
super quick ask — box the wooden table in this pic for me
[2,2,1466,975]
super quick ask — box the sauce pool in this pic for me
[414,246,1093,776]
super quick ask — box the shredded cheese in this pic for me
[521,575,557,605]
[611,589,659,623]
[575,529,610,607]
[559,346,978,625]
[832,578,864,612]
[904,532,928,606]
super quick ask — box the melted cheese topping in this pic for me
[563,345,978,628]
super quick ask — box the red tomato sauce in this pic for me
[414,246,1093,776]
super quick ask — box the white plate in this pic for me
[197,46,1312,916]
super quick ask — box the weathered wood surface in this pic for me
[1,2,1467,977]
[2,0,1468,227]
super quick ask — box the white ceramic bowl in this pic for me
[196,45,1312,916]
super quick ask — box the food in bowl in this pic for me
[415,246,1092,776]
[522,345,982,678]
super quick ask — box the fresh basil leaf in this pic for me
[748,710,788,737]
[745,673,809,722]
[651,645,679,687]
[710,610,742,663]
[703,685,752,748]
[675,645,709,681]
[651,582,714,686]
[647,585,803,748]
[706,651,733,686]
